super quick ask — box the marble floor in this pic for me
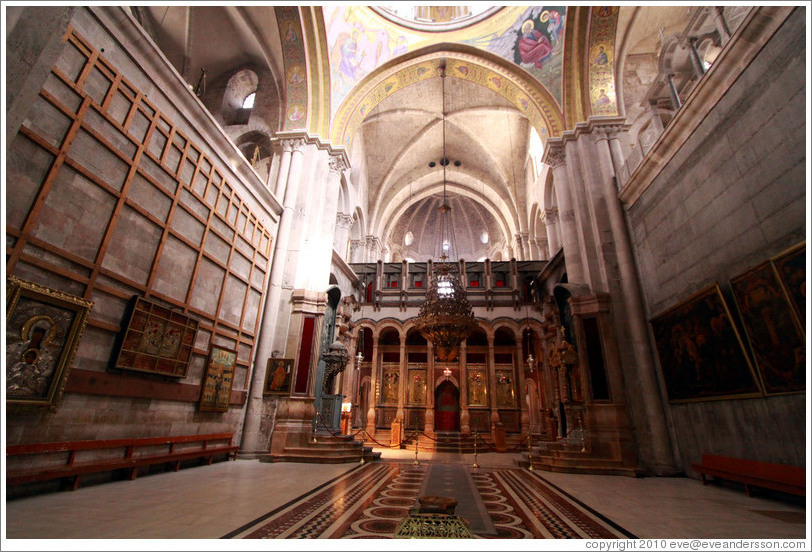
[2,447,809,550]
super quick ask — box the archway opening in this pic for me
[434,380,460,431]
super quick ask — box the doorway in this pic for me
[434,380,460,431]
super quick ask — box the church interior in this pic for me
[3,4,809,545]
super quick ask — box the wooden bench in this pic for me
[691,453,805,497]
[6,432,238,492]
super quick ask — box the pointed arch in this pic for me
[331,43,565,148]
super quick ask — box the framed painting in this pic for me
[263,358,294,394]
[730,260,805,395]
[381,364,399,405]
[112,296,198,378]
[199,344,237,412]
[467,367,488,406]
[495,368,516,407]
[771,241,805,331]
[6,276,92,410]
[650,284,762,403]
[408,367,427,405]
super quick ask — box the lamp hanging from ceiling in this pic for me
[415,60,477,363]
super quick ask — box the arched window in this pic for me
[242,92,256,109]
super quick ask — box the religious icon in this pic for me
[382,366,399,404]
[6,276,92,409]
[264,358,294,394]
[467,369,487,406]
[594,45,609,65]
[200,344,237,412]
[517,19,553,70]
[408,370,426,404]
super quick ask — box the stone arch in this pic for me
[434,374,460,390]
[220,68,259,126]
[203,64,281,157]
[493,324,519,346]
[331,42,565,148]
[376,323,404,343]
[466,326,489,347]
[376,179,516,258]
[233,129,273,180]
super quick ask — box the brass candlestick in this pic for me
[472,429,479,469]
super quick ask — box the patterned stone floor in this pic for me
[5,450,806,542]
[227,461,634,539]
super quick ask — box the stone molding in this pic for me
[542,208,559,225]
[335,212,354,229]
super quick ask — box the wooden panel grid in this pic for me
[6,26,277,397]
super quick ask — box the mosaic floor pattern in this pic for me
[225,461,635,539]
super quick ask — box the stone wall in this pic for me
[6,7,280,445]
[625,9,806,472]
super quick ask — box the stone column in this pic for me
[543,208,561,257]
[458,342,469,435]
[686,38,707,77]
[424,342,435,434]
[607,132,626,180]
[396,333,407,425]
[365,236,381,262]
[313,154,349,284]
[519,232,531,260]
[272,140,293,198]
[365,333,380,437]
[534,237,549,260]
[667,74,682,109]
[593,126,676,473]
[712,6,732,44]
[240,137,304,456]
[334,213,354,257]
[544,144,586,282]
[487,334,499,425]
[515,338,529,432]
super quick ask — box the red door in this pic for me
[434,381,460,431]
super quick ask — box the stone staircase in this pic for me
[259,433,381,464]
[519,433,644,477]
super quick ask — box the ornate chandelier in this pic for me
[415,60,477,362]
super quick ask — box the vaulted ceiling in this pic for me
[129,5,700,263]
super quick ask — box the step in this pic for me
[525,452,643,477]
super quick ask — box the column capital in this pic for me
[543,207,559,225]
[273,139,294,155]
[543,143,566,168]
[592,124,627,143]
[279,137,305,152]
[336,212,354,229]
[329,154,349,175]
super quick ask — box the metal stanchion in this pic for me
[311,415,318,443]
[413,432,419,466]
[360,430,366,464]
[527,432,534,471]
[579,412,587,453]
[472,429,479,469]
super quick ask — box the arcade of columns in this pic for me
[237,115,676,475]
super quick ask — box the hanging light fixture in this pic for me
[524,284,535,372]
[415,60,477,362]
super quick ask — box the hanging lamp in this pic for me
[415,60,477,362]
